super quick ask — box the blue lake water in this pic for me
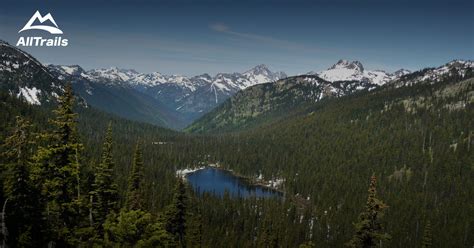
[186,167,282,198]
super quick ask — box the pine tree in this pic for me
[258,219,279,248]
[421,220,432,248]
[346,175,391,248]
[33,84,85,246]
[1,116,42,247]
[103,209,175,247]
[90,123,119,232]
[126,141,144,210]
[164,179,187,246]
[185,209,202,247]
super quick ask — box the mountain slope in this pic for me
[2,42,287,130]
[388,59,473,87]
[185,75,377,133]
[47,65,187,129]
[204,72,473,247]
[0,40,64,105]
[52,64,287,126]
[0,40,188,129]
[187,60,473,133]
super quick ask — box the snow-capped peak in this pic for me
[167,74,195,90]
[390,59,473,87]
[48,63,287,95]
[87,67,140,83]
[243,64,287,86]
[244,64,272,76]
[393,69,412,77]
[129,72,168,87]
[56,65,84,76]
[315,59,406,86]
[329,59,364,72]
[446,59,474,67]
[46,65,88,81]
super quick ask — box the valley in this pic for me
[46,62,287,129]
[2,0,473,246]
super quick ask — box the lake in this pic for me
[186,167,282,198]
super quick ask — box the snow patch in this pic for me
[17,87,41,105]
[176,167,206,179]
[61,65,78,75]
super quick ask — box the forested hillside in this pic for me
[191,75,474,247]
[185,75,377,133]
[1,85,329,247]
[186,60,473,134]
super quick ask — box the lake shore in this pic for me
[176,164,285,195]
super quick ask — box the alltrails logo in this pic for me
[17,10,68,47]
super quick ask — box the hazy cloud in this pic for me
[210,23,230,32]
[209,22,326,54]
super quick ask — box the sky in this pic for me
[1,0,473,76]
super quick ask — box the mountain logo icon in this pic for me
[19,10,63,34]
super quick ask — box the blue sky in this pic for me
[1,0,473,76]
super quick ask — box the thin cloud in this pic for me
[210,23,230,32]
[209,23,325,53]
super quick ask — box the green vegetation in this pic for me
[90,122,120,234]
[0,67,473,247]
[0,86,184,247]
[346,175,390,247]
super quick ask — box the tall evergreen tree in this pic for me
[421,220,432,248]
[126,141,144,210]
[33,84,84,246]
[90,123,119,232]
[185,206,202,247]
[1,116,42,247]
[164,179,187,246]
[258,219,279,248]
[346,175,391,248]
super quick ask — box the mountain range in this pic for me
[2,39,471,131]
[187,59,474,133]
[45,63,287,128]
[46,60,413,129]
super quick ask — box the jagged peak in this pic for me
[61,64,83,69]
[253,64,269,70]
[244,64,272,74]
[394,68,411,77]
[446,59,473,66]
[90,66,137,73]
[200,73,212,77]
[0,40,10,46]
[149,71,164,76]
[329,59,364,72]
[192,73,212,79]
[51,64,86,76]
